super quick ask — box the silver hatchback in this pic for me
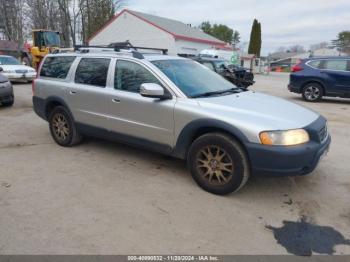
[32,49,331,195]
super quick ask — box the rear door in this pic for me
[66,57,112,128]
[322,59,350,95]
[106,59,176,150]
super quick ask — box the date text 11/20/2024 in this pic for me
[127,256,220,261]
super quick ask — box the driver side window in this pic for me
[115,60,161,93]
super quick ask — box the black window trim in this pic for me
[306,58,350,72]
[74,57,112,88]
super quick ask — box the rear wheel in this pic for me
[188,133,250,195]
[302,83,323,102]
[49,106,82,147]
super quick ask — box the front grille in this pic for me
[318,124,328,143]
[15,69,28,74]
[0,95,12,102]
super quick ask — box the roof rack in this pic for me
[74,41,168,59]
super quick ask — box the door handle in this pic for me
[69,90,77,94]
[112,98,120,103]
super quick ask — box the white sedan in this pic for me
[0,55,37,82]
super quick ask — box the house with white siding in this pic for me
[88,9,231,57]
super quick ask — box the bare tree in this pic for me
[1,0,126,47]
[79,0,125,44]
[276,46,287,52]
[25,0,60,30]
[310,41,329,51]
[0,0,25,44]
[288,45,306,53]
[57,0,72,47]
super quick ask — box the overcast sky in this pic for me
[127,0,350,55]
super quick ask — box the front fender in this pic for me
[171,118,249,159]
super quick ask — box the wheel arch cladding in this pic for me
[172,119,249,159]
[302,80,325,92]
[45,96,72,119]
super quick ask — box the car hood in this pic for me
[0,64,36,71]
[196,91,320,134]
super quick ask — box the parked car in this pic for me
[0,67,14,107]
[32,47,330,195]
[192,57,255,89]
[0,55,36,82]
[289,57,350,102]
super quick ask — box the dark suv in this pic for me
[288,57,350,102]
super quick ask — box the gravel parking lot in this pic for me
[0,73,349,255]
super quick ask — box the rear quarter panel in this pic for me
[290,63,326,92]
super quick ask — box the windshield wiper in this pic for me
[191,88,240,98]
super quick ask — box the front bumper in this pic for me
[288,83,301,93]
[0,81,14,102]
[3,72,36,81]
[246,116,331,177]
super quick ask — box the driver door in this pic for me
[106,59,176,149]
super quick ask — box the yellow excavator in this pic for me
[24,30,61,69]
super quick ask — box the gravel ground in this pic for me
[0,73,349,255]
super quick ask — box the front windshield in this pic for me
[152,59,237,98]
[44,32,60,47]
[0,56,21,65]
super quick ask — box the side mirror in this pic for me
[0,67,3,72]
[140,83,171,99]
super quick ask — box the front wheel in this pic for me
[302,83,323,102]
[187,133,250,195]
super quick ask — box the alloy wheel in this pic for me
[196,145,234,185]
[304,86,320,101]
[52,113,70,141]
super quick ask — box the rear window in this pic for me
[307,60,321,69]
[40,56,75,79]
[75,58,110,87]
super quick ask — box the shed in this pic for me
[88,9,230,56]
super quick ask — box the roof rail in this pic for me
[108,41,168,55]
[74,41,168,59]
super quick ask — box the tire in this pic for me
[2,99,14,107]
[187,133,250,195]
[302,83,323,102]
[48,106,82,147]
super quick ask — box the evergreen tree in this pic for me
[332,31,350,54]
[248,19,262,57]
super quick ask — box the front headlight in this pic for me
[259,129,309,146]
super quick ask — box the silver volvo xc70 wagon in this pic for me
[32,48,331,195]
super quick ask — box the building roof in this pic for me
[88,9,227,46]
[268,51,301,60]
[0,40,20,51]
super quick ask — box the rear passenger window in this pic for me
[307,60,321,69]
[75,58,110,87]
[115,60,161,93]
[40,56,75,79]
[324,60,347,71]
